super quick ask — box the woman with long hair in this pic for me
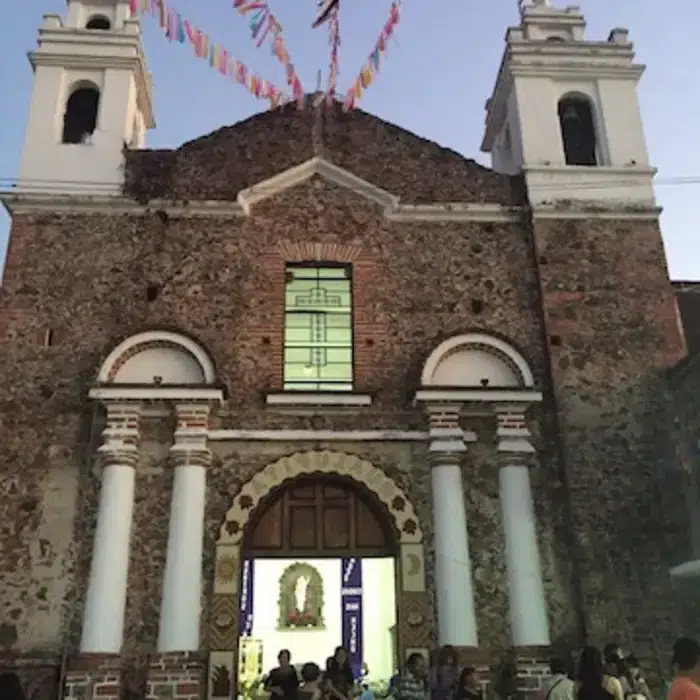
[576,647,624,700]
[325,646,356,700]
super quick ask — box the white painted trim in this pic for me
[237,157,400,215]
[526,165,657,178]
[89,386,224,402]
[508,63,644,82]
[414,389,543,405]
[265,392,372,407]
[531,206,662,221]
[0,192,247,217]
[421,332,536,388]
[97,330,217,384]
[207,429,429,441]
[387,204,520,223]
[669,560,700,578]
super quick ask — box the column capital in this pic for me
[170,403,211,467]
[425,403,477,465]
[496,406,535,461]
[96,402,142,468]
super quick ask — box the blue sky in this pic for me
[0,0,698,279]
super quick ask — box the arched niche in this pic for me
[97,330,217,385]
[276,562,325,630]
[558,93,598,167]
[62,83,100,144]
[85,15,111,30]
[421,332,534,388]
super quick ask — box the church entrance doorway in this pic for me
[208,451,431,700]
[240,474,397,689]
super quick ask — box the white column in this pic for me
[428,405,479,647]
[497,407,550,647]
[158,403,211,652]
[81,403,141,653]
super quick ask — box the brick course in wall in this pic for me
[0,103,693,691]
[146,652,205,700]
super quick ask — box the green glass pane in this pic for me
[319,364,353,380]
[284,348,312,363]
[325,348,352,363]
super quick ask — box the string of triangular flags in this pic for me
[232,0,305,107]
[341,1,401,110]
[128,0,287,107]
[128,0,402,110]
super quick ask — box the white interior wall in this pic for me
[248,558,396,682]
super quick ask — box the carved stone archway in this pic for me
[207,451,430,700]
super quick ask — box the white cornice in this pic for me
[207,429,430,442]
[0,155,525,222]
[531,205,662,221]
[89,386,224,402]
[413,389,543,405]
[237,156,400,214]
[0,192,247,217]
[508,62,644,81]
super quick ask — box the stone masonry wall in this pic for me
[0,105,687,684]
[531,217,687,669]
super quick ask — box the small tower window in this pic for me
[86,15,111,30]
[62,86,100,144]
[558,95,598,166]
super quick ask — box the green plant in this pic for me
[239,674,267,700]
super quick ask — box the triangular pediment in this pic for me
[236,157,399,214]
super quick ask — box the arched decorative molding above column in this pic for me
[97,330,217,385]
[421,332,535,389]
[89,330,224,405]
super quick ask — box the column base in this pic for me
[64,654,122,700]
[513,646,552,700]
[146,652,205,700]
[451,648,492,695]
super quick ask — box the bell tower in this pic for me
[17,0,155,195]
[481,0,656,207]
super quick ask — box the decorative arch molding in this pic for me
[207,451,431,699]
[218,450,422,546]
[421,332,535,388]
[97,330,217,385]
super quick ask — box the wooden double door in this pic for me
[244,474,396,559]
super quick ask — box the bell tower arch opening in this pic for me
[208,451,431,700]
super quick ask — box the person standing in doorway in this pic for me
[431,646,461,700]
[668,638,700,700]
[265,649,300,700]
[394,653,429,700]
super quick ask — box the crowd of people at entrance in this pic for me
[3,635,700,699]
[262,645,483,700]
[261,637,700,700]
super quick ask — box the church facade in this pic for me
[0,0,697,699]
